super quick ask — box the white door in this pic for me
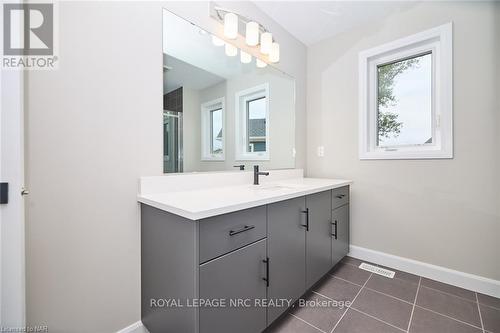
[0,66,26,326]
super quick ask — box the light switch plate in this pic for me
[317,146,325,157]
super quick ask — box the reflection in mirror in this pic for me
[162,9,296,173]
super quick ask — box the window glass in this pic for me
[210,108,223,154]
[377,53,432,147]
[246,97,267,152]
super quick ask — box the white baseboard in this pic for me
[349,245,500,298]
[116,321,145,333]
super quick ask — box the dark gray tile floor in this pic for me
[267,257,500,333]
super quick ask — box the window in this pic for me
[359,23,453,159]
[235,84,269,160]
[201,98,225,160]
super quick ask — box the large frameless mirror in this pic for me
[162,9,296,173]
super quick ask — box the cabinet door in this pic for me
[267,197,306,323]
[332,204,349,266]
[199,239,267,333]
[306,190,332,289]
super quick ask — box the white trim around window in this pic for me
[235,83,270,161]
[359,22,453,160]
[201,97,225,161]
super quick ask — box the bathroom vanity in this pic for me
[138,170,351,333]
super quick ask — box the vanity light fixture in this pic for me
[256,58,267,68]
[211,35,225,46]
[245,21,259,46]
[212,5,280,63]
[260,32,273,55]
[223,12,238,39]
[225,43,238,57]
[240,50,252,64]
[269,42,280,63]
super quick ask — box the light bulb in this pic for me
[211,35,225,46]
[225,43,237,57]
[256,58,267,68]
[269,42,280,63]
[260,32,272,55]
[224,12,238,39]
[240,50,252,64]
[245,21,259,46]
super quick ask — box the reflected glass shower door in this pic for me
[163,110,183,173]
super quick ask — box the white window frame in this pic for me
[201,97,225,161]
[235,83,270,161]
[359,22,453,160]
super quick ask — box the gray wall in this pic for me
[306,1,500,280]
[24,1,306,332]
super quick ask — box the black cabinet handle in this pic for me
[335,194,346,199]
[262,257,269,287]
[331,220,338,239]
[229,225,255,236]
[301,208,309,231]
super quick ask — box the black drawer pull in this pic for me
[335,194,346,199]
[229,225,255,236]
[262,257,269,287]
[300,208,309,231]
[331,220,338,239]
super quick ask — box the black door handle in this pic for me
[331,220,338,239]
[262,257,269,287]
[301,208,309,231]
[0,183,8,204]
[229,225,255,236]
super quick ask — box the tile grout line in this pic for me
[349,306,407,333]
[475,292,485,333]
[327,274,415,305]
[329,273,373,333]
[329,272,485,331]
[289,313,326,333]
[406,276,421,332]
[419,284,478,303]
[414,304,484,330]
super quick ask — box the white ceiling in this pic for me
[163,55,225,93]
[254,1,417,46]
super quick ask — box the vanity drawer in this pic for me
[199,206,267,263]
[332,186,349,210]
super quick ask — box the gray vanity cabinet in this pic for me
[305,190,333,288]
[331,204,349,266]
[141,186,350,333]
[267,197,307,323]
[199,239,267,333]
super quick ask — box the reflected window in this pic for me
[210,108,223,154]
[201,98,225,160]
[235,84,269,160]
[246,97,267,153]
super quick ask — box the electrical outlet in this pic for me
[317,146,325,157]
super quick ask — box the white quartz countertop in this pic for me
[138,177,352,220]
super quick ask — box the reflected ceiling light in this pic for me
[245,21,259,46]
[260,32,272,55]
[269,42,280,63]
[225,43,238,57]
[256,58,267,68]
[211,35,225,46]
[240,50,252,64]
[223,12,238,39]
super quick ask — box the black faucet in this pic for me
[253,165,269,185]
[233,165,245,171]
